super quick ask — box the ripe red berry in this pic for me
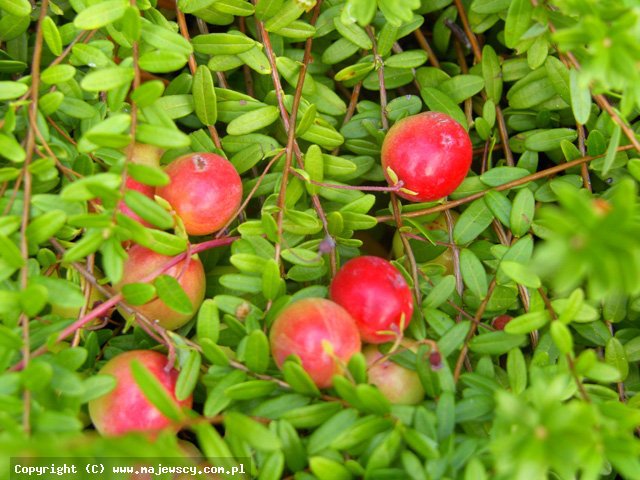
[88,350,192,436]
[269,298,361,388]
[492,314,513,331]
[330,256,413,344]
[381,112,472,202]
[364,344,425,405]
[115,245,206,330]
[156,153,242,236]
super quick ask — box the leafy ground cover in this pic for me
[2,0,640,478]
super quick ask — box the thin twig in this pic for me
[454,280,498,381]
[19,0,51,433]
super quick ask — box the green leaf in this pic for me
[20,284,48,317]
[200,338,229,366]
[81,375,117,403]
[120,6,141,44]
[509,188,535,237]
[506,348,527,394]
[331,415,392,450]
[355,384,391,415]
[504,0,533,49]
[220,273,262,293]
[0,324,22,350]
[385,95,422,122]
[385,50,428,69]
[605,337,628,381]
[524,128,577,152]
[469,331,526,355]
[0,133,26,163]
[193,65,218,126]
[154,274,194,315]
[482,44,503,103]
[42,16,63,56]
[197,299,220,344]
[81,67,134,92]
[25,210,67,246]
[212,0,255,16]
[570,69,591,124]
[100,238,126,285]
[500,260,541,288]
[304,144,324,194]
[334,62,375,82]
[192,32,255,55]
[504,311,549,334]
[155,95,194,119]
[244,329,270,374]
[122,282,156,305]
[264,0,305,32]
[0,81,28,101]
[58,97,99,119]
[225,380,277,400]
[138,50,188,73]
[556,288,585,324]
[123,190,174,230]
[224,412,282,452]
[334,17,371,49]
[122,224,184,256]
[453,198,494,244]
[178,0,217,13]
[62,230,104,263]
[227,105,280,135]
[131,80,165,108]
[601,124,621,177]
[281,402,343,429]
[74,1,127,30]
[140,21,193,56]
[480,167,530,187]
[420,87,467,129]
[545,56,570,104]
[296,104,317,136]
[459,249,488,299]
[262,259,283,301]
[425,275,456,309]
[194,423,235,463]
[507,68,556,109]
[131,359,186,422]
[175,349,201,401]
[258,451,285,480]
[484,190,512,228]
[41,65,77,85]
[136,124,191,149]
[438,321,471,357]
[309,456,353,480]
[127,163,169,187]
[438,75,485,103]
[255,0,284,20]
[550,321,573,354]
[0,0,31,17]
[282,359,321,397]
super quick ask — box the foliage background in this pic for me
[2,0,640,478]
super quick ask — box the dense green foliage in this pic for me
[2,0,640,478]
